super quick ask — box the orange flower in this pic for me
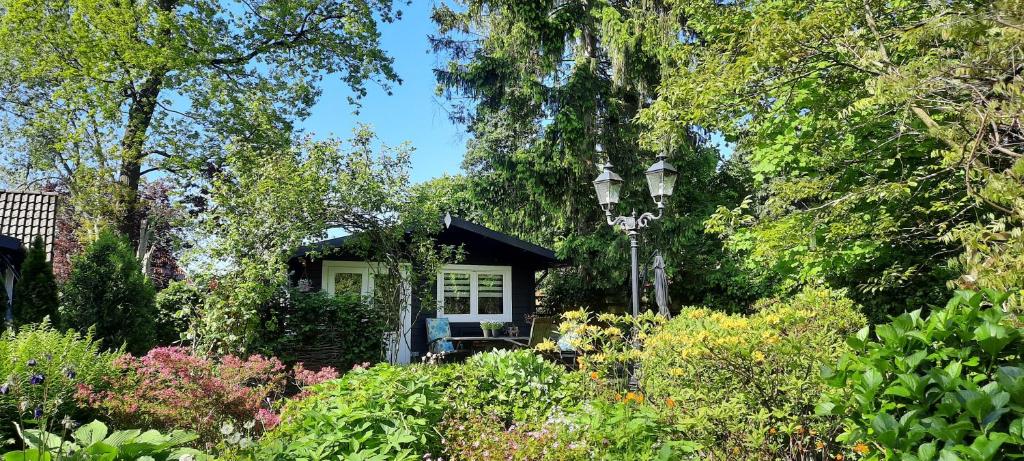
[624,391,644,404]
[835,455,844,461]
[589,371,599,380]
[768,427,777,435]
[795,425,805,435]
[665,397,676,409]
[614,393,623,402]
[853,443,869,454]
[815,441,825,450]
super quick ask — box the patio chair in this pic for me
[527,317,578,367]
[426,317,456,354]
[527,316,558,348]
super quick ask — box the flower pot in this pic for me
[482,328,491,338]
[491,328,502,337]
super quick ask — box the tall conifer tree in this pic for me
[13,236,59,325]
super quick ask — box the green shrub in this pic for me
[819,289,1024,459]
[4,420,208,460]
[447,349,592,424]
[255,289,391,370]
[571,398,700,461]
[60,229,157,354]
[640,287,865,458]
[12,236,59,326]
[256,364,445,460]
[441,395,699,461]
[440,411,591,461]
[153,280,204,346]
[0,322,122,445]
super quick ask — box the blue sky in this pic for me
[301,1,466,184]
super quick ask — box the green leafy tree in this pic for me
[12,236,59,326]
[431,1,762,313]
[60,229,158,354]
[0,0,401,243]
[646,0,1024,318]
[188,126,456,355]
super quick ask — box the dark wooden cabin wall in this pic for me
[291,225,551,359]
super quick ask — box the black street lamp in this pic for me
[593,142,678,318]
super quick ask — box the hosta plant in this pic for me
[448,349,592,424]
[255,364,445,461]
[4,420,206,460]
[819,289,1024,460]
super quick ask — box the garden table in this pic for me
[448,336,530,348]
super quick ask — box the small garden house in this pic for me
[289,214,559,364]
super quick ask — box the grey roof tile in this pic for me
[0,190,59,259]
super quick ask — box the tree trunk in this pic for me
[118,70,164,245]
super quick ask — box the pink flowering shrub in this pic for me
[291,362,339,399]
[77,347,287,444]
[292,362,339,387]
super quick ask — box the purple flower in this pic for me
[29,374,44,385]
[64,368,76,379]
[0,383,9,395]
[33,406,43,419]
[26,359,37,367]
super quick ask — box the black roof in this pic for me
[441,214,557,262]
[295,214,558,266]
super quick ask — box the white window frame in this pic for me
[436,264,513,323]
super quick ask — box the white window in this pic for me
[436,265,512,322]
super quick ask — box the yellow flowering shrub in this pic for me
[548,310,665,392]
[640,287,865,459]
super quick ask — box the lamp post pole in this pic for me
[604,208,663,317]
[592,137,677,318]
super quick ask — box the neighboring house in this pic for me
[289,214,559,364]
[0,190,59,324]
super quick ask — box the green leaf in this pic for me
[974,321,1012,356]
[74,421,109,446]
[918,442,937,461]
[871,412,900,447]
[3,450,51,461]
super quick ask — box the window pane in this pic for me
[443,272,470,314]
[478,273,504,314]
[334,272,363,297]
[373,273,402,307]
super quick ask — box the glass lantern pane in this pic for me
[662,172,677,196]
[646,168,678,199]
[608,182,622,204]
[646,172,665,198]
[593,182,610,205]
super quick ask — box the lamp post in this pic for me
[593,142,678,318]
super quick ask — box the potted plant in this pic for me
[481,321,503,337]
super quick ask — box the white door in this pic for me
[323,262,412,365]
